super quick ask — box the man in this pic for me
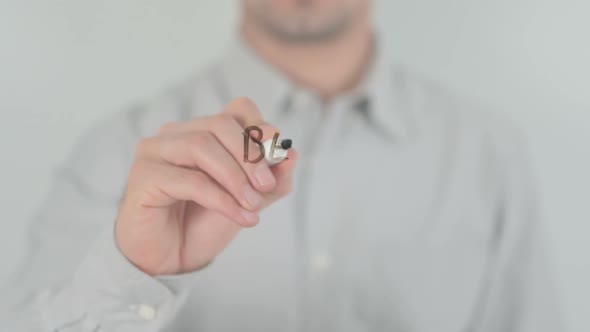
[4,0,561,331]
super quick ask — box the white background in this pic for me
[1,0,588,330]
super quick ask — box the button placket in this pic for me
[288,91,330,332]
[138,304,157,320]
[310,252,333,272]
[129,303,158,321]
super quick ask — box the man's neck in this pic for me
[240,15,374,101]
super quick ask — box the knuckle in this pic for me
[128,161,154,185]
[233,96,257,109]
[184,170,207,188]
[216,191,238,210]
[157,121,180,135]
[187,131,215,148]
[226,97,262,119]
[215,112,235,124]
[223,171,249,193]
[135,137,155,155]
[129,161,146,175]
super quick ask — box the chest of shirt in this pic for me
[171,108,497,331]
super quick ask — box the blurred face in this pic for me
[242,0,370,43]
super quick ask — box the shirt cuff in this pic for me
[49,225,199,330]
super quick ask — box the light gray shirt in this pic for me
[2,36,561,331]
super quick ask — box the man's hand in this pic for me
[114,97,298,276]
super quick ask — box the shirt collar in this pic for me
[362,40,409,140]
[216,34,410,141]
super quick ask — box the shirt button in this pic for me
[137,304,157,321]
[311,253,333,271]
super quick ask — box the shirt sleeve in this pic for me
[471,123,563,331]
[0,109,198,331]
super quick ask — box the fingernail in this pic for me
[240,208,259,223]
[243,185,263,208]
[254,164,276,187]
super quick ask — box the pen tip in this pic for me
[280,139,293,150]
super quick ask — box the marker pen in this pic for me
[263,138,293,166]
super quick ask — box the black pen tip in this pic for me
[280,139,293,150]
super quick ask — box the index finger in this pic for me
[223,97,265,127]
